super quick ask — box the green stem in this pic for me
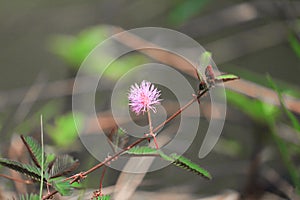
[39,115,44,199]
[147,110,159,149]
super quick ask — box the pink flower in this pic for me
[128,80,162,115]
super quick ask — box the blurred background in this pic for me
[0,0,300,199]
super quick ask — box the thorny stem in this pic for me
[44,89,209,199]
[99,165,107,196]
[147,109,159,149]
[71,88,208,182]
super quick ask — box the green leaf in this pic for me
[49,155,79,179]
[46,112,83,147]
[169,153,212,179]
[288,32,300,58]
[43,153,56,180]
[19,193,40,200]
[267,75,300,134]
[44,153,56,169]
[125,147,211,179]
[215,74,240,83]
[200,51,212,68]
[214,138,242,157]
[20,135,44,168]
[195,51,212,82]
[49,26,110,67]
[14,102,61,135]
[92,195,111,200]
[51,177,73,196]
[226,90,280,123]
[103,54,148,80]
[168,0,210,25]
[0,158,42,181]
[221,66,300,98]
[125,146,159,156]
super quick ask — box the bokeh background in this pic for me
[0,0,300,199]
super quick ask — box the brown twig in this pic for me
[70,89,207,183]
[0,174,33,184]
[99,165,107,196]
[42,89,208,199]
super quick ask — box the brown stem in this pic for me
[45,89,208,198]
[99,165,107,196]
[69,88,208,184]
[36,89,210,200]
[42,190,58,200]
[0,174,33,184]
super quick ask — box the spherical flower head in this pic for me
[128,80,162,115]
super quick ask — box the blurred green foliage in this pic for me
[15,101,61,134]
[18,194,40,200]
[227,75,300,193]
[268,75,300,134]
[268,76,300,193]
[92,195,111,200]
[168,0,210,25]
[49,26,148,81]
[214,138,242,157]
[46,112,83,147]
[224,66,300,98]
[49,26,110,67]
[288,32,300,59]
[226,89,280,124]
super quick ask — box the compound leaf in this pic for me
[125,146,159,156]
[215,74,240,83]
[21,135,44,168]
[49,155,79,179]
[0,158,42,181]
[51,177,72,196]
[170,153,212,179]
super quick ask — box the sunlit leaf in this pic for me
[200,51,212,67]
[215,74,239,83]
